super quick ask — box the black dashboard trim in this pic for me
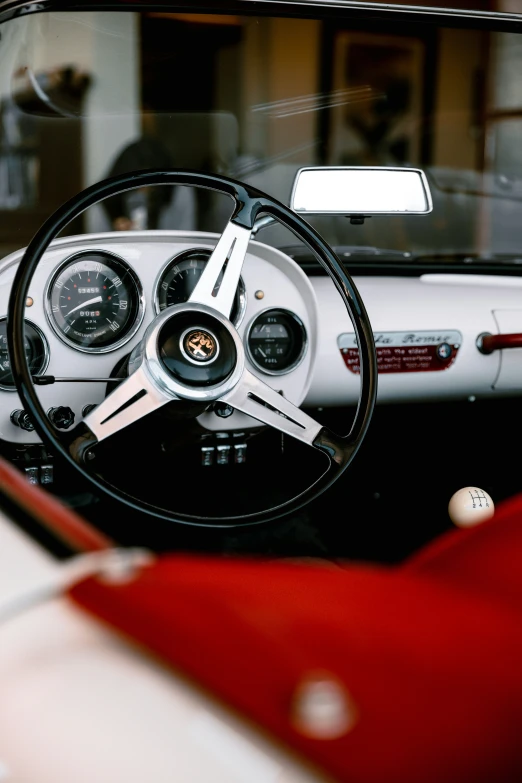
[299,261,522,277]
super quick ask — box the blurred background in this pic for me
[1,3,522,257]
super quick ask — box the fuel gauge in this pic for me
[246,308,307,375]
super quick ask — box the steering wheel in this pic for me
[8,170,377,528]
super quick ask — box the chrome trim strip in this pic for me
[235,0,522,23]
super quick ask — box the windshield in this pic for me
[1,8,522,261]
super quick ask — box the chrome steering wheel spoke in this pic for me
[188,220,251,320]
[83,365,172,444]
[222,368,323,447]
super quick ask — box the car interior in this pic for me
[2,3,522,782]
[1,4,522,561]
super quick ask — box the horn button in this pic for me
[158,312,237,387]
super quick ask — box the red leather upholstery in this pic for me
[68,494,522,783]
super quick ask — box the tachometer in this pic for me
[0,318,49,390]
[46,251,144,352]
[155,249,246,326]
[247,308,307,375]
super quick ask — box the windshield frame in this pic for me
[1,0,522,34]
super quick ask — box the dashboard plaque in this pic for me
[338,330,462,374]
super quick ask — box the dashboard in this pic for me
[0,230,521,447]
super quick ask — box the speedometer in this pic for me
[46,251,144,353]
[155,249,246,327]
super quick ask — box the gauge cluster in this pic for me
[0,233,317,444]
[0,229,515,448]
[46,247,251,354]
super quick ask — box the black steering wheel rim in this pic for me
[8,168,377,528]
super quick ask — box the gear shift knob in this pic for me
[448,487,494,528]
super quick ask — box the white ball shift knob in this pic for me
[448,487,494,528]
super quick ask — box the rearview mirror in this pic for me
[290,167,433,215]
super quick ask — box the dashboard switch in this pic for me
[40,464,54,485]
[10,409,35,432]
[48,406,75,429]
[24,466,39,485]
[216,444,231,465]
[201,445,214,467]
[234,443,247,464]
[82,404,97,417]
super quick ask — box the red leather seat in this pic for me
[67,494,522,783]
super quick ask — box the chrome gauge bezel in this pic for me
[246,307,308,376]
[45,249,145,354]
[153,247,247,328]
[0,316,50,392]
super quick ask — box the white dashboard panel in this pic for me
[0,231,521,446]
[305,274,521,406]
[0,232,318,444]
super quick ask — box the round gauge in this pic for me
[47,251,144,352]
[247,308,307,375]
[0,318,49,390]
[155,249,246,326]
